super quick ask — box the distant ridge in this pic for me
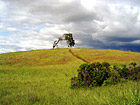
[0,48,140,67]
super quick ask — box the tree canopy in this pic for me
[53,33,75,48]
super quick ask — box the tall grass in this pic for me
[1,67,140,105]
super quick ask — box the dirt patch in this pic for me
[69,49,89,63]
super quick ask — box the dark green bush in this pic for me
[71,62,140,88]
[103,78,117,86]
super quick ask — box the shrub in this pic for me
[71,62,140,88]
[131,62,137,67]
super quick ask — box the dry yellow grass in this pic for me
[71,48,140,65]
[1,48,140,67]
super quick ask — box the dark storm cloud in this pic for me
[119,44,140,52]
[106,37,140,42]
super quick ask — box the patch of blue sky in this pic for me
[0,31,11,35]
[36,25,49,31]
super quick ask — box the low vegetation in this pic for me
[71,62,140,88]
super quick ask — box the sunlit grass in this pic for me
[72,48,140,65]
[0,48,140,104]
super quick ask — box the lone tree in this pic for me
[53,33,75,49]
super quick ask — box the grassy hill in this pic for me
[0,48,140,105]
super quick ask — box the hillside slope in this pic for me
[0,48,140,67]
[0,49,83,69]
[72,48,140,64]
[1,48,140,105]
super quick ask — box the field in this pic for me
[0,48,140,105]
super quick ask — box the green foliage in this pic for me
[131,62,137,67]
[71,62,140,88]
[79,63,88,70]
[53,33,75,48]
[103,78,116,86]
[102,62,110,68]
[92,70,106,86]
[64,33,75,47]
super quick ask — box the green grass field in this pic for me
[0,48,140,105]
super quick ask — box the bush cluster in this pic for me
[71,62,140,88]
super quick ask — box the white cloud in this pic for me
[7,27,17,31]
[131,40,140,44]
[0,24,4,29]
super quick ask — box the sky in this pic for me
[0,0,140,53]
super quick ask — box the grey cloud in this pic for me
[4,0,98,24]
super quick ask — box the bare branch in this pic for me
[53,33,75,49]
